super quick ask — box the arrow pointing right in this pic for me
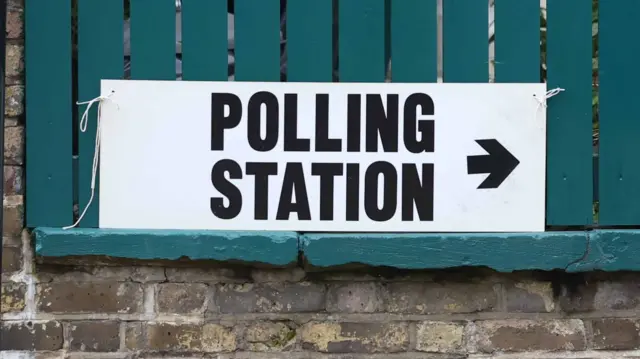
[467,139,520,189]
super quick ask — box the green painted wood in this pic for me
[339,0,386,82]
[234,0,281,81]
[494,0,539,83]
[545,0,593,226]
[129,0,176,80]
[181,0,228,81]
[442,0,488,82]
[35,227,299,265]
[25,0,73,227]
[598,1,640,225]
[442,0,489,82]
[286,0,332,82]
[302,232,587,272]
[566,230,640,272]
[76,0,124,227]
[390,0,437,82]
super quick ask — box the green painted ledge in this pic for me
[34,227,299,266]
[301,232,589,272]
[35,228,640,272]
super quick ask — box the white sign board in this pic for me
[98,80,547,232]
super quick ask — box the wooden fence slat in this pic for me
[130,0,176,80]
[339,0,386,82]
[76,0,124,227]
[442,0,488,82]
[287,0,333,82]
[25,0,73,227]
[598,0,640,225]
[234,0,281,81]
[545,0,594,226]
[494,0,540,83]
[181,0,228,81]
[390,0,437,82]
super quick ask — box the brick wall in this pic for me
[6,1,640,359]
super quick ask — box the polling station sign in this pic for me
[98,80,547,232]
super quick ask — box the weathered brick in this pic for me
[4,125,23,165]
[165,267,244,282]
[125,322,144,350]
[505,280,555,312]
[416,321,464,353]
[474,319,586,353]
[3,195,23,238]
[591,318,640,350]
[1,321,63,351]
[4,165,23,195]
[6,11,22,39]
[595,281,640,310]
[386,282,497,314]
[1,282,25,313]
[37,282,143,313]
[5,85,23,117]
[2,245,21,273]
[146,323,236,352]
[251,268,306,282]
[68,321,120,352]
[216,282,325,313]
[5,44,23,78]
[157,283,208,314]
[558,281,597,312]
[37,266,166,283]
[300,322,409,353]
[326,282,384,313]
[244,321,296,351]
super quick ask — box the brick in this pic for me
[6,11,22,39]
[416,321,464,353]
[216,282,325,313]
[2,245,21,273]
[4,165,24,195]
[68,321,120,352]
[4,125,23,165]
[558,281,597,312]
[251,268,306,282]
[386,282,497,314]
[326,282,384,313]
[157,283,208,314]
[1,321,63,350]
[5,44,23,78]
[37,282,143,313]
[300,322,409,353]
[5,85,23,117]
[165,267,245,282]
[1,282,25,313]
[146,323,236,352]
[3,195,23,238]
[125,322,144,350]
[244,321,296,351]
[594,281,640,310]
[592,318,640,350]
[474,319,586,353]
[505,280,555,312]
[38,266,165,283]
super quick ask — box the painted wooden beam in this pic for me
[35,228,640,272]
[302,232,588,272]
[34,227,299,266]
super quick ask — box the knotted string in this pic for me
[63,90,117,230]
[534,87,565,110]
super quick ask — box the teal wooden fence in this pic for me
[25,0,602,230]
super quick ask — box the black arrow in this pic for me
[467,139,520,189]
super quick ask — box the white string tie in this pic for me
[63,90,117,230]
[534,87,565,110]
